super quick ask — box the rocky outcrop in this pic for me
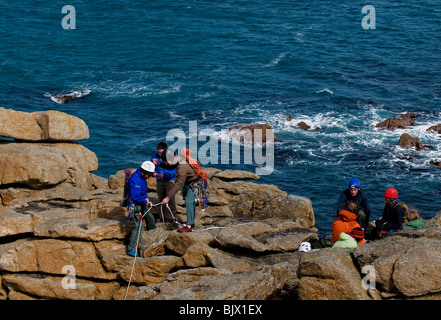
[296,121,320,131]
[426,124,441,134]
[0,165,316,300]
[1,108,441,301]
[375,117,416,130]
[0,107,89,141]
[397,133,425,151]
[0,108,315,300]
[0,142,98,190]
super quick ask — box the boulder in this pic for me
[353,235,441,297]
[375,117,416,130]
[165,231,216,256]
[2,274,96,300]
[209,178,314,226]
[118,255,181,285]
[139,262,297,300]
[0,142,98,189]
[94,240,132,273]
[181,243,258,273]
[400,112,419,120]
[138,227,172,258]
[212,169,260,181]
[0,107,89,141]
[33,217,132,241]
[0,211,34,238]
[426,124,441,134]
[297,121,311,130]
[214,221,317,253]
[297,248,370,300]
[227,123,277,143]
[0,239,115,280]
[398,133,425,151]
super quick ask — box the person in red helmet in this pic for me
[373,188,404,239]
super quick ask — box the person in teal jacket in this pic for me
[402,208,426,230]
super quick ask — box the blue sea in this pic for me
[1,1,440,236]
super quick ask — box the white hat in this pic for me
[298,242,311,252]
[140,161,155,173]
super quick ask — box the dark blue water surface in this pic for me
[1,1,440,235]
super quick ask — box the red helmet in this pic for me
[384,188,398,199]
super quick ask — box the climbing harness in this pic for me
[195,180,209,209]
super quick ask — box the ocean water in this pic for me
[1,0,440,235]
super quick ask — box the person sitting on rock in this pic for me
[337,178,371,229]
[402,208,426,230]
[332,201,362,245]
[126,161,156,257]
[373,188,404,239]
[332,226,365,248]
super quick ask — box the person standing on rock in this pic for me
[151,142,177,222]
[153,148,208,233]
[337,178,371,229]
[126,161,156,257]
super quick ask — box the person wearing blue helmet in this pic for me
[336,178,371,229]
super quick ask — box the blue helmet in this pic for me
[348,178,360,189]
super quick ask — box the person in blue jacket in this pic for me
[337,178,371,229]
[127,160,156,257]
[151,142,177,222]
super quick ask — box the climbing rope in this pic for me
[124,202,160,300]
[124,202,185,300]
[123,202,257,299]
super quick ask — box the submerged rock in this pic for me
[397,133,425,151]
[375,117,416,130]
[426,124,441,134]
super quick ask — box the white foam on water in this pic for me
[264,52,289,68]
[44,88,91,103]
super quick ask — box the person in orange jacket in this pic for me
[331,201,362,245]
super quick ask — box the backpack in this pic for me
[119,168,135,220]
[195,179,209,209]
[394,202,409,222]
[309,237,332,249]
[181,148,210,209]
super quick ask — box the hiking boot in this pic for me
[126,250,137,257]
[178,225,192,233]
